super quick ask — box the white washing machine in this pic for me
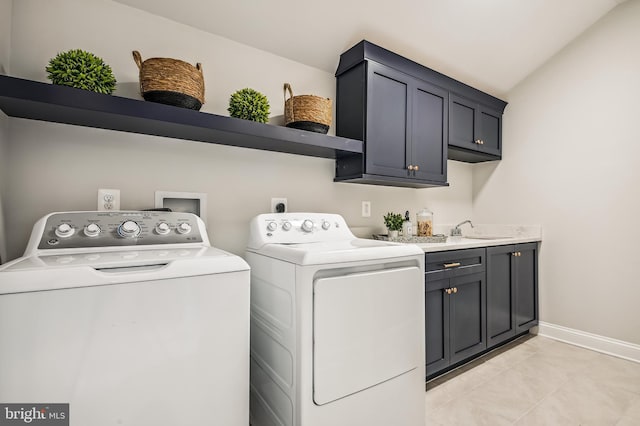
[0,211,250,426]
[246,213,425,426]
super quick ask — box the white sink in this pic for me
[461,235,513,241]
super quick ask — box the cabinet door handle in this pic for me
[443,262,461,268]
[408,165,414,171]
[480,140,485,145]
[453,287,458,293]
[414,165,420,171]
[444,288,452,295]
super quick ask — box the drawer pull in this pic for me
[443,262,461,268]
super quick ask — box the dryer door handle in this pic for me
[95,263,169,274]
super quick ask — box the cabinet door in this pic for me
[478,105,502,157]
[449,271,486,365]
[449,95,502,158]
[515,243,538,333]
[366,61,411,178]
[486,245,517,347]
[425,277,450,377]
[448,94,477,150]
[412,81,447,183]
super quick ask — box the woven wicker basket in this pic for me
[133,50,205,111]
[284,83,332,134]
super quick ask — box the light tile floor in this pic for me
[425,335,640,425]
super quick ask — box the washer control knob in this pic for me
[55,223,75,238]
[267,221,277,232]
[282,221,292,231]
[177,222,192,235]
[117,220,141,238]
[301,219,314,233]
[155,222,171,235]
[321,220,331,230]
[83,223,101,237]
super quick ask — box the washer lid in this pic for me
[248,238,423,265]
[0,247,249,295]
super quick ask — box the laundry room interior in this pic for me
[1,0,640,425]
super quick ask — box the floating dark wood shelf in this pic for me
[0,75,362,159]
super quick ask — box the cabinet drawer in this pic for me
[425,248,485,279]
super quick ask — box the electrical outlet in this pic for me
[271,198,288,213]
[362,201,371,217]
[98,188,120,211]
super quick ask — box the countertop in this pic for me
[414,235,541,253]
[403,224,542,253]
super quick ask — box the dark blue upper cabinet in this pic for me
[335,47,448,188]
[449,94,503,162]
[335,40,507,178]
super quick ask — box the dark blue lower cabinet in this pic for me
[486,245,518,347]
[427,244,538,379]
[425,249,486,378]
[449,272,487,365]
[514,244,539,332]
[425,276,451,375]
[486,243,539,347]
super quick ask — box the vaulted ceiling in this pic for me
[114,0,627,98]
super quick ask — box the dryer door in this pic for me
[313,266,423,405]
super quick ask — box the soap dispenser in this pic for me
[402,211,413,237]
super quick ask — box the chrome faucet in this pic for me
[451,220,474,236]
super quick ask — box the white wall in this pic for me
[0,114,7,265]
[0,0,9,74]
[473,0,640,345]
[4,0,473,259]
[0,0,12,264]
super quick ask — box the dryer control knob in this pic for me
[177,222,192,235]
[321,220,331,230]
[117,220,141,238]
[155,222,171,235]
[301,219,314,233]
[282,221,292,231]
[83,223,101,237]
[267,221,277,232]
[55,223,75,238]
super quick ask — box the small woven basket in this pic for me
[133,50,205,110]
[284,83,332,134]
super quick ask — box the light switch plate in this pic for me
[362,201,371,217]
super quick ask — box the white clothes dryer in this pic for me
[246,213,425,426]
[0,211,250,426]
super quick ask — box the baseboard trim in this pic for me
[537,321,640,363]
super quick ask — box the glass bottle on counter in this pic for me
[416,208,433,237]
[402,211,413,237]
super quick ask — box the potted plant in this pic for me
[46,49,116,94]
[228,88,270,123]
[383,212,404,238]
